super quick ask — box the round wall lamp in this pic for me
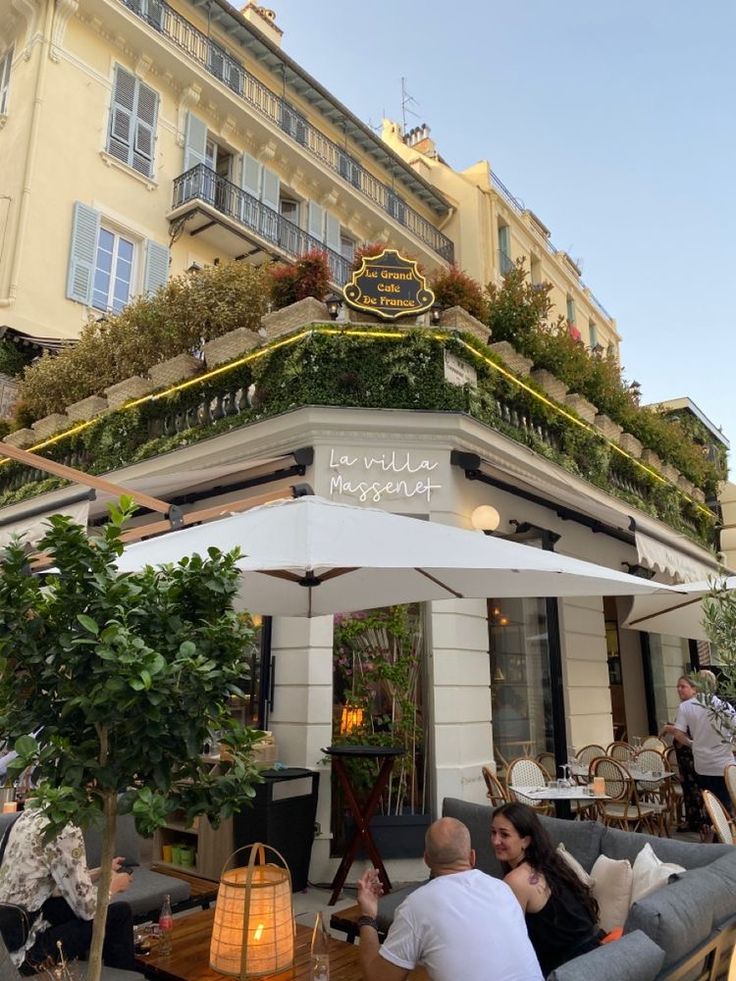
[471,504,501,534]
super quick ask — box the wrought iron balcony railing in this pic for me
[120,0,454,264]
[172,164,352,285]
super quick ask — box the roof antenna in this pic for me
[401,77,419,135]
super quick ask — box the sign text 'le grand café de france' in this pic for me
[343,250,434,320]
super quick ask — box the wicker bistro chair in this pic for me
[576,744,606,765]
[606,740,636,762]
[632,748,671,836]
[641,736,667,753]
[506,757,553,816]
[664,745,685,828]
[482,766,509,808]
[590,757,659,833]
[725,763,736,815]
[536,751,556,780]
[703,789,736,845]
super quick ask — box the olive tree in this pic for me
[0,499,263,980]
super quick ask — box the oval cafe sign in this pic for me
[343,249,435,320]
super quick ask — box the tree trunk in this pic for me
[86,790,117,981]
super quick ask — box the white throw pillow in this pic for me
[590,854,633,933]
[630,842,685,905]
[556,843,593,887]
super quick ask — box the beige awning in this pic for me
[0,496,91,550]
[634,529,717,583]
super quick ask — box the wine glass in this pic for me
[558,764,571,788]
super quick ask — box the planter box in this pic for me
[678,475,696,497]
[531,368,569,403]
[594,413,623,442]
[619,432,643,458]
[345,813,431,860]
[204,327,260,368]
[262,296,329,339]
[488,341,533,377]
[3,428,35,448]
[104,375,155,409]
[692,487,706,503]
[439,306,489,345]
[31,413,70,440]
[564,393,598,424]
[65,395,108,423]
[148,353,203,389]
[661,463,681,484]
[641,448,664,472]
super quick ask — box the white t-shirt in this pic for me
[674,695,736,776]
[379,869,543,981]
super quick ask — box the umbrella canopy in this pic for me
[622,576,736,641]
[117,496,682,617]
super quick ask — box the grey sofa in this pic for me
[376,797,736,981]
[0,809,191,920]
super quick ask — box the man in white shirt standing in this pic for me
[663,672,735,811]
[356,816,542,981]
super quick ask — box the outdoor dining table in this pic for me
[570,762,674,784]
[511,784,610,819]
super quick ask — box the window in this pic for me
[0,46,13,115]
[279,102,307,146]
[589,320,598,350]
[107,65,159,177]
[67,201,169,308]
[340,235,355,264]
[337,150,361,189]
[498,224,512,274]
[530,254,542,285]
[386,189,406,225]
[566,295,576,325]
[207,42,243,95]
[126,0,164,31]
[92,228,135,313]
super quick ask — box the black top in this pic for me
[525,880,600,977]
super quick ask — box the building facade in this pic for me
[0,2,729,886]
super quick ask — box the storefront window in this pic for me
[489,598,554,767]
[233,613,265,728]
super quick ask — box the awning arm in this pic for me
[0,441,183,528]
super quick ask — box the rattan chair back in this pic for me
[607,740,636,762]
[482,766,509,807]
[703,789,735,845]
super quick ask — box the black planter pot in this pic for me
[344,812,431,859]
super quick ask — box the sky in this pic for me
[268,0,736,470]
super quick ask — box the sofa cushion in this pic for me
[590,855,633,933]
[110,868,190,919]
[686,853,736,927]
[546,929,664,981]
[625,866,716,968]
[85,813,142,868]
[630,843,685,905]
[557,843,592,886]
[601,824,729,869]
[539,814,605,873]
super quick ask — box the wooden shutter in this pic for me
[308,201,324,243]
[143,240,169,294]
[325,213,340,254]
[261,166,280,211]
[132,80,158,176]
[240,153,261,198]
[66,202,100,304]
[108,65,136,166]
[184,112,208,171]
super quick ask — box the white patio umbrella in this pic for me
[622,576,736,641]
[117,495,681,617]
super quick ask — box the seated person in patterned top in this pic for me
[0,801,134,973]
[356,816,543,981]
[491,802,602,978]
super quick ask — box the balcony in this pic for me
[170,164,352,285]
[119,0,454,264]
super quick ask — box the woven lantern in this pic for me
[210,843,295,978]
[339,703,365,734]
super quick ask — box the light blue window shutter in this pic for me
[132,79,158,177]
[66,201,100,304]
[143,240,169,294]
[261,166,280,211]
[325,213,340,254]
[184,112,207,171]
[108,65,136,166]
[308,201,324,243]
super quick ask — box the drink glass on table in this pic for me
[311,910,330,980]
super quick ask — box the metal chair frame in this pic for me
[633,748,671,836]
[591,756,658,833]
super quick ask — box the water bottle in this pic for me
[310,910,330,980]
[158,894,173,955]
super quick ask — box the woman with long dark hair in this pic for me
[491,802,601,977]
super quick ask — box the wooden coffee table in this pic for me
[134,908,428,980]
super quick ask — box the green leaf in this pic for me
[76,614,99,635]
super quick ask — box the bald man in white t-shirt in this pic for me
[356,816,542,981]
